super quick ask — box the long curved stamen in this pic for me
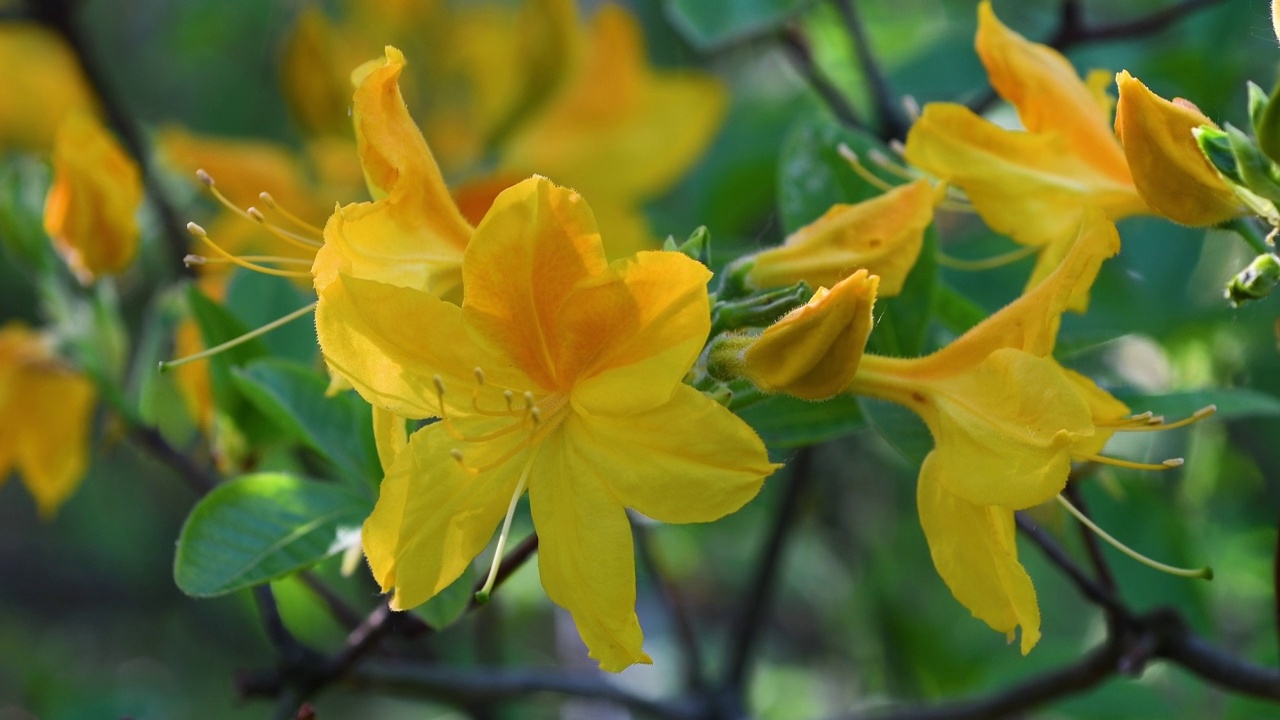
[1055,494,1213,580]
[475,451,538,604]
[185,223,310,278]
[184,254,314,268]
[246,207,324,251]
[158,301,318,372]
[1081,454,1184,471]
[259,191,325,236]
[937,243,1040,271]
[836,144,898,194]
[1107,405,1217,433]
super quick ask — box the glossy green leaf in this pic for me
[739,393,866,448]
[664,0,815,51]
[225,271,317,365]
[776,113,898,233]
[231,359,379,485]
[866,228,938,358]
[174,473,370,597]
[183,285,273,438]
[859,397,933,467]
[415,565,477,630]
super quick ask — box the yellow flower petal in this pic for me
[0,323,96,518]
[372,405,409,473]
[976,0,1128,181]
[746,180,934,295]
[742,270,879,400]
[1061,367,1131,458]
[918,461,1041,654]
[904,103,1144,252]
[461,176,609,389]
[363,421,529,610]
[0,24,98,152]
[43,114,141,284]
[316,274,510,419]
[530,430,651,672]
[567,385,777,523]
[1115,70,1242,226]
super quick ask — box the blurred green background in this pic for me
[4,0,1280,718]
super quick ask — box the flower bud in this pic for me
[1114,71,1242,226]
[43,113,142,284]
[744,179,934,295]
[741,270,878,400]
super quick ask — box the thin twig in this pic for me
[1049,0,1229,50]
[845,642,1121,720]
[832,0,908,140]
[777,26,868,132]
[296,571,364,632]
[127,423,218,495]
[724,447,816,691]
[347,662,705,720]
[28,0,192,275]
[1015,513,1130,619]
[633,520,706,691]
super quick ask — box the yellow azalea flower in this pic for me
[0,24,98,152]
[848,210,1122,652]
[0,322,96,518]
[315,176,778,672]
[743,179,936,295]
[903,1,1145,310]
[499,4,727,258]
[741,270,879,400]
[43,114,142,285]
[1114,70,1243,226]
[313,46,474,299]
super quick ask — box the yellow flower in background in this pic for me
[0,24,98,152]
[0,323,96,518]
[903,1,1145,310]
[283,0,724,258]
[741,270,879,400]
[316,176,777,672]
[743,179,936,295]
[848,210,1122,652]
[1114,70,1243,226]
[43,114,142,285]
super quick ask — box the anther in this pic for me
[449,448,465,464]
[503,390,514,412]
[1163,458,1185,468]
[183,254,206,267]
[530,407,542,426]
[474,367,486,386]
[258,191,277,209]
[523,391,535,409]
[247,207,266,222]
[433,375,446,397]
[186,221,208,238]
[196,169,214,187]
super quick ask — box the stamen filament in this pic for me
[836,144,898,193]
[247,207,325,250]
[1111,405,1217,433]
[158,301,318,372]
[937,243,1039,271]
[259,191,325,236]
[1055,494,1213,580]
[475,452,538,604]
[1081,453,1184,471]
[184,254,314,267]
[186,223,310,278]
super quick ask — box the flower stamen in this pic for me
[158,300,318,372]
[1080,454,1184,471]
[1055,494,1213,580]
[1102,405,1217,433]
[937,243,1040,271]
[185,222,310,278]
[259,191,325,236]
[475,450,538,604]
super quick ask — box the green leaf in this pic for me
[225,270,317,365]
[1114,388,1280,421]
[933,282,988,338]
[174,473,370,597]
[1256,78,1280,165]
[859,397,932,467]
[776,113,897,233]
[184,285,272,436]
[664,0,815,51]
[232,359,379,485]
[738,393,866,448]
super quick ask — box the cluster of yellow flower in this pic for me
[0,0,1250,674]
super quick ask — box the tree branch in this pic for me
[777,26,868,132]
[127,423,218,495]
[832,0,908,140]
[634,520,707,691]
[1048,0,1230,50]
[346,662,705,720]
